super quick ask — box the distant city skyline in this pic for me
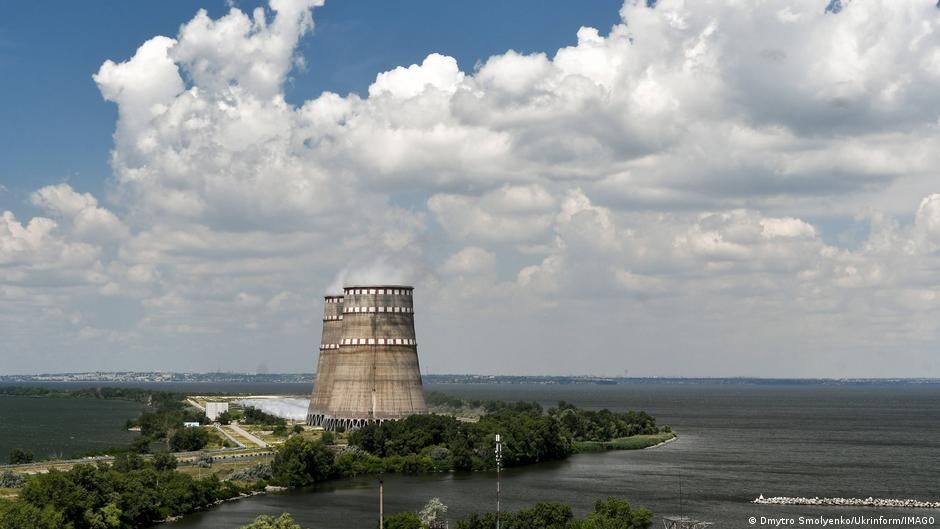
[2,1,940,377]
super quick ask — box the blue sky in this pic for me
[1,1,939,376]
[1,1,620,212]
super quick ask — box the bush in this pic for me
[152,451,178,471]
[6,449,32,465]
[334,449,384,477]
[130,436,152,454]
[242,407,286,427]
[271,437,335,487]
[380,511,422,529]
[6,461,248,528]
[0,471,26,489]
[170,426,210,452]
[228,463,273,483]
[238,513,305,529]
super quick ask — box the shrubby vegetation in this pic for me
[550,402,661,441]
[238,497,652,529]
[238,513,306,529]
[6,449,32,465]
[267,398,668,488]
[0,391,665,529]
[454,498,652,529]
[0,471,26,489]
[271,437,335,487]
[169,426,211,452]
[0,456,248,529]
[241,407,287,427]
[347,399,663,472]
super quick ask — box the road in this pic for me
[229,423,269,448]
[214,424,246,448]
[0,446,274,474]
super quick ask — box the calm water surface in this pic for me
[0,395,142,459]
[167,383,940,529]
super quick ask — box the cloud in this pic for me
[2,0,940,376]
[30,184,129,243]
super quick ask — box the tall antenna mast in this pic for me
[495,433,502,529]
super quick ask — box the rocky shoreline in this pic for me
[753,495,940,509]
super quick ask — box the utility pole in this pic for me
[379,477,384,529]
[495,433,502,529]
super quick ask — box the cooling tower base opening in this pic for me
[306,413,398,432]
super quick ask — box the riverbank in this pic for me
[573,431,676,452]
[149,432,681,526]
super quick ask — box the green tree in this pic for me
[152,451,178,471]
[271,437,335,486]
[510,501,573,529]
[83,503,122,529]
[572,498,653,529]
[380,511,423,529]
[7,449,33,465]
[0,502,65,529]
[238,513,304,529]
[129,436,151,454]
[419,497,448,528]
[111,452,146,473]
[170,426,210,452]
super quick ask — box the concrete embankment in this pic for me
[754,495,940,509]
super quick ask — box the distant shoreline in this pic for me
[1,372,938,386]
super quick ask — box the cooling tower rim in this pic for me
[343,284,414,290]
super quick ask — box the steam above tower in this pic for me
[307,286,427,431]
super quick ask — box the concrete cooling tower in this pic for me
[307,286,427,431]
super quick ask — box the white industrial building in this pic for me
[205,401,230,421]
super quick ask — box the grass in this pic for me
[176,455,272,480]
[573,431,676,453]
[0,488,18,501]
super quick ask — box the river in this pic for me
[163,382,940,529]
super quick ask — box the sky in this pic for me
[1,0,940,377]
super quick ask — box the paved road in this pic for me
[0,447,274,474]
[214,424,246,448]
[229,423,269,448]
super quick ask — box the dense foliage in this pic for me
[6,449,32,465]
[0,387,174,401]
[238,513,305,529]
[0,457,246,529]
[271,437,336,487]
[347,399,662,472]
[241,407,287,427]
[454,498,652,529]
[169,426,211,452]
[267,398,666,490]
[381,512,423,529]
[0,471,26,489]
[131,394,207,444]
[550,402,661,441]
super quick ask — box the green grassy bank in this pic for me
[573,431,676,453]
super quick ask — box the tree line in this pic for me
[0,453,253,529]
[234,497,653,529]
[269,400,667,486]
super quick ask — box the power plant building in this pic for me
[307,286,427,431]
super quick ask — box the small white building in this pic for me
[183,421,201,428]
[205,401,230,421]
